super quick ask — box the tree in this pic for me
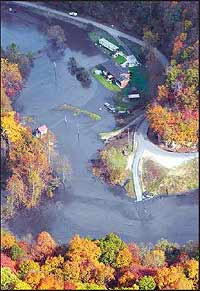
[155,265,193,289]
[32,231,57,261]
[98,233,126,267]
[143,250,166,268]
[64,281,77,290]
[37,274,64,290]
[66,235,101,262]
[1,58,22,98]
[183,259,198,289]
[41,255,64,280]
[47,25,66,49]
[138,276,156,290]
[1,253,16,273]
[18,259,40,279]
[10,244,26,261]
[143,29,159,46]
[24,271,45,290]
[115,247,133,268]
[5,43,20,63]
[1,267,19,290]
[1,230,16,250]
[1,111,26,143]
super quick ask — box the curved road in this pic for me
[133,119,198,201]
[11,1,168,68]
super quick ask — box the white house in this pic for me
[98,38,119,52]
[122,55,139,68]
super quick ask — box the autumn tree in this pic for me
[1,253,17,273]
[32,231,57,261]
[142,250,166,268]
[1,58,22,98]
[1,229,16,250]
[37,274,64,290]
[18,259,40,279]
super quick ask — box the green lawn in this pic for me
[92,69,121,92]
[113,55,126,65]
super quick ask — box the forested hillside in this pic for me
[1,230,199,290]
[1,55,59,219]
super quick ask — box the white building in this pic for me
[121,55,139,67]
[98,38,119,52]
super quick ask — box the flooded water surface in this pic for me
[1,6,198,244]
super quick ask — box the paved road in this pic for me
[132,119,199,201]
[11,1,168,68]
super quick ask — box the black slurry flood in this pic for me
[1,6,198,244]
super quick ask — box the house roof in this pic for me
[37,124,48,134]
[102,60,129,81]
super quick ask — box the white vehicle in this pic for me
[68,12,78,16]
[104,102,116,113]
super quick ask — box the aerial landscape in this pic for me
[0,1,199,290]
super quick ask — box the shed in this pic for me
[128,92,140,99]
[34,124,48,137]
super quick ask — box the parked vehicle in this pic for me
[104,102,116,113]
[68,12,78,16]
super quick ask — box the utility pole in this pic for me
[127,128,130,147]
[53,61,57,85]
[131,131,134,151]
[77,122,80,143]
[48,133,50,164]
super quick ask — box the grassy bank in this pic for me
[92,129,136,198]
[142,158,199,196]
[92,69,121,92]
[53,103,101,121]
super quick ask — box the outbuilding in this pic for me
[33,124,48,138]
[98,38,119,52]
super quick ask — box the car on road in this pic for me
[68,12,78,16]
[104,102,116,113]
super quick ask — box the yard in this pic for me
[141,158,199,196]
[92,68,121,92]
[112,55,126,65]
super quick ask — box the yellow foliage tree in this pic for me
[66,235,101,262]
[1,111,26,143]
[115,247,133,268]
[1,230,16,249]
